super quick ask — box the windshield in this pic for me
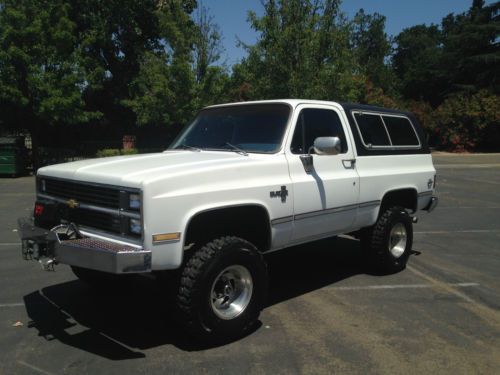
[169,103,291,154]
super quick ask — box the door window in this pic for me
[291,108,348,154]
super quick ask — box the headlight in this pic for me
[129,193,140,210]
[129,218,141,235]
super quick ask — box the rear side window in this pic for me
[382,116,420,146]
[353,113,390,147]
[353,111,421,149]
[291,108,348,154]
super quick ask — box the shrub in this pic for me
[96,148,139,157]
[121,148,138,155]
[96,149,120,158]
[432,91,500,151]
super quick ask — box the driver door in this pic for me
[286,104,359,242]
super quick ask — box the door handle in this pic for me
[342,159,356,169]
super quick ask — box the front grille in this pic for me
[44,178,120,209]
[38,178,141,238]
[65,208,122,234]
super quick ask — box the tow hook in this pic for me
[412,216,418,224]
[39,258,56,271]
[20,222,81,272]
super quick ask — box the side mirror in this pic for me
[313,137,342,155]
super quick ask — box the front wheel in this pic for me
[362,206,413,273]
[177,236,268,342]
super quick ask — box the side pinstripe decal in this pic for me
[270,200,381,226]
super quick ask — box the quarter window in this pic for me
[382,116,420,146]
[353,113,390,147]
[291,109,348,154]
[354,112,421,149]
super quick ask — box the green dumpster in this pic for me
[0,137,27,176]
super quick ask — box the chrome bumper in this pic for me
[17,218,151,274]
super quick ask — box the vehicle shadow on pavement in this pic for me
[22,236,372,358]
[265,236,367,307]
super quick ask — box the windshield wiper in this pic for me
[176,143,201,152]
[225,142,248,156]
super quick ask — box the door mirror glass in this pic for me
[313,137,341,155]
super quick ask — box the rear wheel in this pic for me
[362,206,413,273]
[177,236,268,342]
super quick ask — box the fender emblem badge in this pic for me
[270,186,288,203]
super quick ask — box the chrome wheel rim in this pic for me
[389,223,407,258]
[210,265,253,320]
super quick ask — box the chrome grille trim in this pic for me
[37,177,142,239]
[37,193,140,219]
[43,178,121,208]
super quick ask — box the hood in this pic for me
[37,151,263,188]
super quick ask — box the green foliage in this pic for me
[122,52,178,127]
[0,0,101,125]
[230,1,404,106]
[233,0,363,101]
[96,148,138,157]
[0,0,499,155]
[431,91,500,151]
[96,149,121,158]
[120,148,139,155]
[393,1,499,106]
[390,1,500,150]
[392,24,444,105]
[351,9,395,95]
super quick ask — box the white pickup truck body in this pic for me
[19,99,437,339]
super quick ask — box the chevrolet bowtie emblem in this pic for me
[66,199,79,209]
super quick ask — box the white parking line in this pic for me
[434,163,500,169]
[437,207,500,209]
[415,230,500,234]
[408,265,500,326]
[17,361,55,375]
[329,282,479,291]
[0,303,24,308]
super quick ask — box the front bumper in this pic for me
[18,217,151,274]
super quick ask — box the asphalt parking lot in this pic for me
[1,153,499,374]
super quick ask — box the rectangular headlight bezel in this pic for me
[129,218,142,235]
[129,193,141,210]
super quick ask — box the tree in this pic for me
[192,2,230,107]
[70,0,173,130]
[351,9,394,95]
[0,0,201,161]
[432,90,500,151]
[440,0,500,95]
[123,0,199,127]
[193,2,224,84]
[392,24,444,106]
[0,0,101,168]
[393,0,500,106]
[233,0,363,102]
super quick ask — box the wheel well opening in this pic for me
[380,189,418,213]
[185,205,271,252]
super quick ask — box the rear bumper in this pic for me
[18,217,151,274]
[424,196,439,213]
